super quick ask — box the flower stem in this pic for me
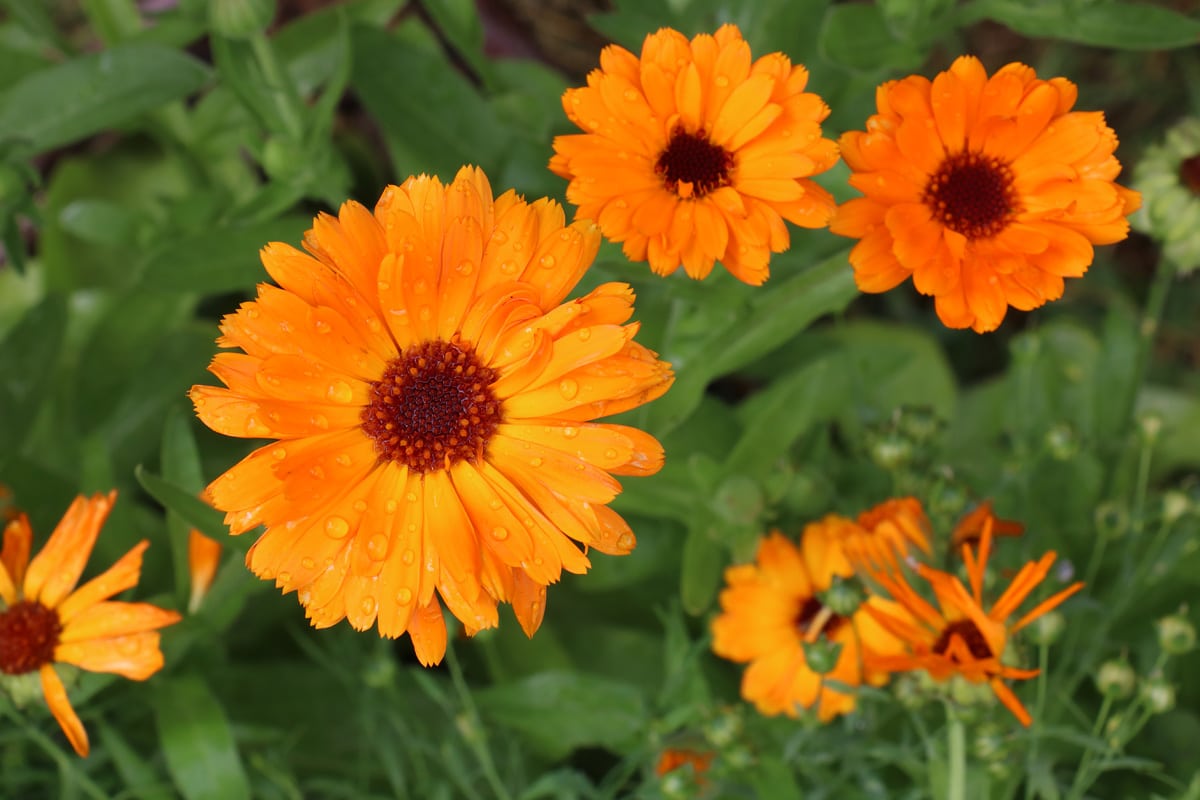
[945,704,967,800]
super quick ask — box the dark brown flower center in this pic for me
[361,339,501,474]
[1180,153,1200,196]
[656,127,734,198]
[0,601,62,675]
[933,619,993,661]
[795,596,845,638]
[922,150,1019,240]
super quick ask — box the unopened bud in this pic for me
[1156,614,1196,655]
[801,638,843,675]
[1095,660,1136,699]
[1028,610,1066,646]
[1095,502,1129,541]
[1140,677,1176,714]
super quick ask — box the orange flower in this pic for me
[711,530,902,721]
[655,747,713,778]
[847,497,933,572]
[862,519,1083,725]
[550,24,838,285]
[187,530,223,612]
[951,500,1024,549]
[830,55,1141,332]
[0,492,181,756]
[190,166,673,666]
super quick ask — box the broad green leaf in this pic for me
[351,22,507,179]
[819,3,926,71]
[161,406,208,605]
[0,294,65,461]
[210,33,305,140]
[58,198,141,246]
[136,465,229,542]
[647,250,858,434]
[475,671,645,760]
[0,42,210,155]
[419,0,489,83]
[137,214,309,293]
[154,675,252,800]
[970,0,1200,50]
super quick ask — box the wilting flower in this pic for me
[656,747,713,778]
[831,55,1140,332]
[187,530,223,612]
[862,519,1083,725]
[0,492,181,756]
[550,24,838,285]
[951,499,1023,550]
[711,529,902,721]
[190,166,673,666]
[1131,116,1200,273]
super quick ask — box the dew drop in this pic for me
[622,88,639,102]
[301,557,316,570]
[397,588,413,604]
[500,260,519,274]
[576,328,591,341]
[533,556,544,566]
[325,516,350,539]
[401,549,415,565]
[488,498,502,510]
[314,319,332,334]
[278,571,292,584]
[562,426,578,439]
[385,499,398,514]
[530,457,543,468]
[715,74,730,87]
[406,492,418,503]
[539,254,556,268]
[492,231,508,244]
[617,532,636,550]
[360,596,378,616]
[413,279,429,294]
[491,526,509,541]
[353,499,368,513]
[335,453,351,467]
[245,417,271,436]
[311,413,329,430]
[604,448,619,461]
[327,381,354,403]
[367,533,389,560]
[418,306,432,321]
[271,446,287,460]
[457,260,474,275]
[558,378,579,399]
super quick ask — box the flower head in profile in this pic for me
[711,527,902,721]
[0,492,181,756]
[1131,116,1200,273]
[550,24,838,285]
[861,519,1083,725]
[190,166,674,666]
[831,55,1141,332]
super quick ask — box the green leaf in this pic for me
[0,42,210,155]
[819,3,926,71]
[154,675,252,800]
[96,722,174,800]
[680,524,724,615]
[136,465,230,542]
[475,671,645,760]
[351,22,507,179]
[970,0,1200,49]
[647,251,858,434]
[0,294,65,462]
[210,33,305,140]
[161,406,208,606]
[137,214,309,293]
[58,198,141,246]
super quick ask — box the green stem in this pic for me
[946,705,967,800]
[445,644,513,800]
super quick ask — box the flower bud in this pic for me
[820,576,864,617]
[801,638,843,675]
[1131,117,1200,274]
[1156,614,1197,655]
[1162,491,1191,526]
[1094,502,1129,541]
[1028,610,1066,646]
[1095,660,1136,699]
[1139,677,1176,714]
[1044,423,1078,461]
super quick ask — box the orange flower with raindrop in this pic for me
[550,24,838,285]
[190,166,673,666]
[831,55,1140,332]
[0,492,180,756]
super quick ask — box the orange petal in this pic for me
[408,600,448,666]
[24,492,116,609]
[59,601,181,644]
[40,664,89,757]
[56,541,150,624]
[55,631,167,680]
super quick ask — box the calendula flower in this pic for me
[831,55,1141,332]
[862,519,1083,725]
[550,24,838,285]
[187,530,223,612]
[711,530,902,721]
[951,499,1023,549]
[0,492,181,756]
[190,166,673,666]
[853,497,933,571]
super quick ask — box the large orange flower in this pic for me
[0,492,181,756]
[862,518,1083,725]
[190,166,674,666]
[550,24,838,285]
[830,55,1141,332]
[711,528,902,721]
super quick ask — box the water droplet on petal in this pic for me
[278,571,292,584]
[491,527,509,541]
[327,381,354,403]
[301,557,316,570]
[715,75,730,87]
[539,254,556,268]
[617,532,636,550]
[530,457,543,467]
[558,379,579,399]
[457,260,474,275]
[562,426,578,439]
[326,517,350,539]
[401,549,415,565]
[360,596,378,616]
[604,448,619,460]
[335,453,351,467]
[385,499,398,514]
[406,492,418,503]
[500,260,518,274]
[353,499,368,513]
[367,533,389,560]
[492,231,508,244]
[314,319,332,334]
[397,588,413,604]
[488,498,502,510]
[271,447,287,460]
[418,306,432,321]
[577,328,591,341]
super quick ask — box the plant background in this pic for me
[0,0,1197,798]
